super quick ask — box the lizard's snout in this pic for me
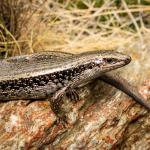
[124,55,131,65]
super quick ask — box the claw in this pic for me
[66,89,80,103]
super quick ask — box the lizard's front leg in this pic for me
[48,85,78,123]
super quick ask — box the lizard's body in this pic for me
[0,50,130,100]
[0,50,149,118]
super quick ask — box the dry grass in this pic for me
[0,0,150,57]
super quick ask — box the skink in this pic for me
[0,50,149,119]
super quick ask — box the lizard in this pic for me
[0,50,149,121]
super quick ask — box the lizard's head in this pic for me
[78,50,131,72]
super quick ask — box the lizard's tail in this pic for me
[99,72,150,111]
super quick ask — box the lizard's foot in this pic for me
[66,88,80,103]
[48,97,69,126]
[49,86,80,126]
[49,87,69,125]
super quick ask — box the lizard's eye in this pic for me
[104,58,117,64]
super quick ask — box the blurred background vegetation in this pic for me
[0,0,150,58]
